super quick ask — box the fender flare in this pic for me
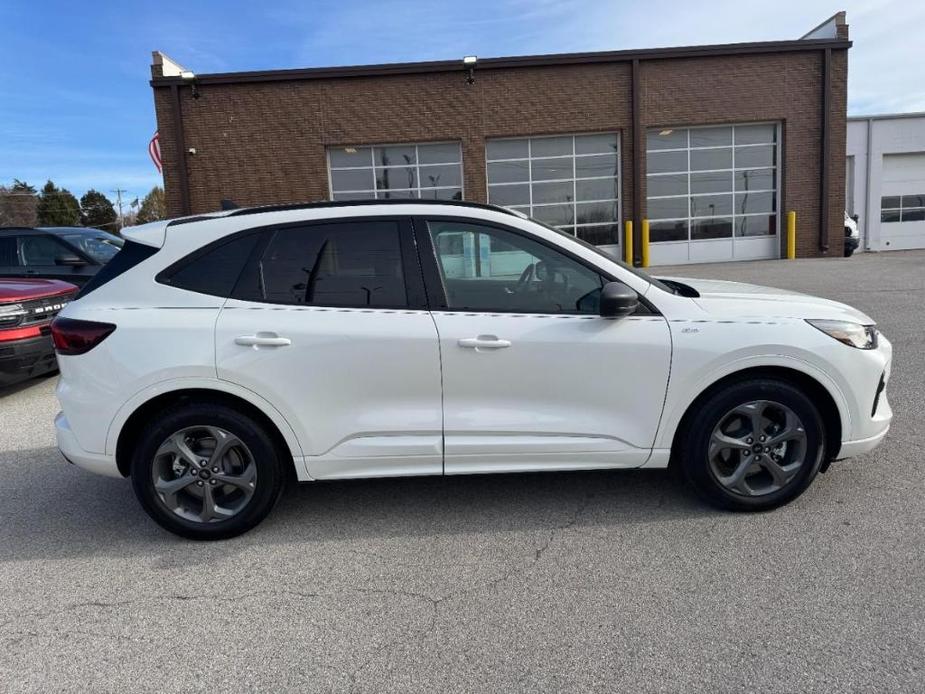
[655,353,852,451]
[104,377,306,464]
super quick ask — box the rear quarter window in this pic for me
[157,232,261,298]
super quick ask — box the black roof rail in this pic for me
[225,198,520,218]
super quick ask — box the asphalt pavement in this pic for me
[1,250,923,693]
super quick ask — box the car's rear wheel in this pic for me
[130,403,285,540]
[678,379,826,511]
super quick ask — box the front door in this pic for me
[419,217,672,474]
[215,217,443,480]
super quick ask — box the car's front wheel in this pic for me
[677,379,826,511]
[130,403,286,540]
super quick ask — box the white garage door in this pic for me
[645,123,781,265]
[880,153,925,250]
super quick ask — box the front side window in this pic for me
[328,143,463,201]
[237,221,408,308]
[427,220,605,314]
[486,133,621,246]
[646,123,779,243]
[19,235,76,265]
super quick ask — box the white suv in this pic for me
[52,201,892,539]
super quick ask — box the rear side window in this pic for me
[159,232,260,297]
[0,236,20,266]
[235,220,407,308]
[77,241,159,298]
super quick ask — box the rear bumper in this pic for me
[0,333,57,386]
[55,411,122,478]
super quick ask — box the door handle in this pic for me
[235,333,291,348]
[458,335,511,350]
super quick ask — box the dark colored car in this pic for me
[0,227,124,286]
[0,278,77,387]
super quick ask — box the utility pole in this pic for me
[111,188,126,229]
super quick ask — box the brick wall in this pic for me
[152,46,848,257]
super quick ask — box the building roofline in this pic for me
[848,111,925,122]
[150,37,851,87]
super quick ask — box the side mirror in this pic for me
[599,282,639,319]
[55,254,87,267]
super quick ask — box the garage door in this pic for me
[880,153,925,251]
[645,123,781,265]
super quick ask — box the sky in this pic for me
[1,0,923,207]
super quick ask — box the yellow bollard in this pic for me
[786,211,796,259]
[624,220,634,265]
[641,219,650,268]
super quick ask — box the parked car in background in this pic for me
[0,278,77,387]
[52,200,892,540]
[845,212,860,257]
[0,227,123,286]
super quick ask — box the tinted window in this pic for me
[427,220,605,314]
[238,221,407,307]
[0,237,20,266]
[19,235,73,264]
[162,233,260,298]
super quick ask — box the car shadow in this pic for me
[0,374,55,399]
[0,446,722,563]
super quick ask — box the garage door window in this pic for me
[646,124,779,243]
[486,134,621,246]
[881,194,925,223]
[328,143,463,201]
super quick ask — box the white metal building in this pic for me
[847,113,925,252]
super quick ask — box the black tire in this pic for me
[844,244,855,257]
[677,378,826,512]
[130,403,286,540]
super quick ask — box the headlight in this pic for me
[806,319,878,349]
[0,303,26,328]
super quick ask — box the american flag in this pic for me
[148,132,162,173]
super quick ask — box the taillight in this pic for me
[51,317,116,355]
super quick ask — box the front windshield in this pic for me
[526,216,674,293]
[62,230,124,263]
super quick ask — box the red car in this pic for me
[0,278,78,387]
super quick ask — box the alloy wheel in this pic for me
[708,400,808,497]
[151,426,257,523]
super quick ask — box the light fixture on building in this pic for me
[180,70,201,99]
[463,55,477,85]
[659,129,673,136]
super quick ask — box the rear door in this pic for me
[214,216,444,479]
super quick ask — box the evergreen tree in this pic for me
[80,189,118,230]
[36,180,80,226]
[136,186,167,224]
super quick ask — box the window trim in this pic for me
[484,132,623,245]
[411,215,656,316]
[326,141,464,201]
[228,216,427,310]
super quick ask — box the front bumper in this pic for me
[55,411,122,478]
[0,333,57,387]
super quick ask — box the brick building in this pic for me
[150,13,850,266]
